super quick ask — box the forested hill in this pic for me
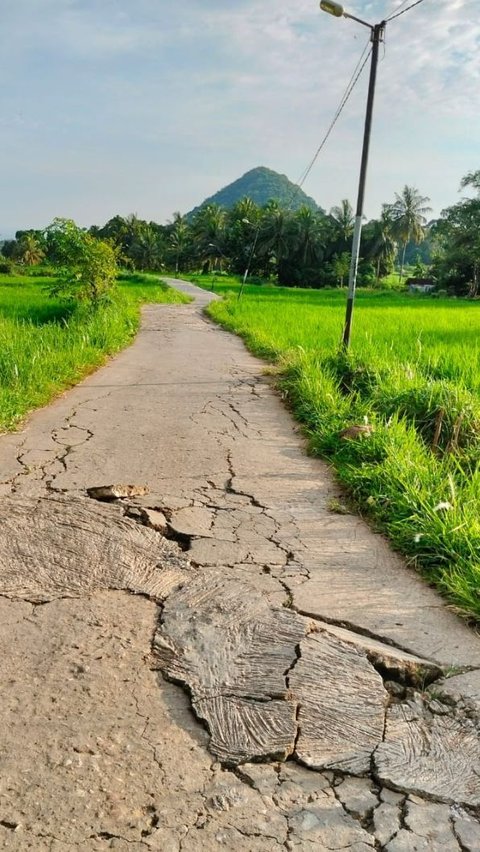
[188,166,322,216]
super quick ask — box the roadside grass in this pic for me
[0,270,188,432]
[204,278,480,619]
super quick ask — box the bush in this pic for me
[45,219,118,305]
[0,257,13,274]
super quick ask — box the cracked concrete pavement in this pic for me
[1,278,480,850]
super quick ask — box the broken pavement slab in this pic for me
[310,619,443,686]
[290,632,388,775]
[0,494,191,602]
[86,483,150,501]
[167,504,215,539]
[3,493,477,811]
[374,694,480,808]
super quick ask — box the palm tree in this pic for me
[368,206,397,283]
[460,170,480,193]
[129,225,164,271]
[224,198,262,276]
[228,197,261,228]
[169,213,190,274]
[192,204,226,271]
[294,206,324,269]
[257,202,296,283]
[18,233,45,266]
[388,186,432,282]
[330,199,355,242]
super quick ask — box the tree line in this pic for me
[1,170,479,298]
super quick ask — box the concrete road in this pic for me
[0,279,479,851]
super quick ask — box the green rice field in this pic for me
[202,277,480,619]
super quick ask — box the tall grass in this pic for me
[205,280,480,619]
[0,271,188,431]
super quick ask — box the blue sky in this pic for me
[0,0,479,235]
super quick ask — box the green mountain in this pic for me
[188,166,322,216]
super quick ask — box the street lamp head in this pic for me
[320,1,374,29]
[319,1,344,17]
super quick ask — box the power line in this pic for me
[298,0,426,184]
[238,0,428,299]
[386,0,426,23]
[386,0,411,18]
[296,39,372,191]
[238,37,374,298]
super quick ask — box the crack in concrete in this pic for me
[91,830,150,847]
[291,605,448,668]
[450,815,470,852]
[7,394,106,496]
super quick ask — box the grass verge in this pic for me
[0,270,189,431]
[204,278,480,619]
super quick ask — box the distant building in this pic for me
[406,277,435,294]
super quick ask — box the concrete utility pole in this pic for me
[319,2,386,349]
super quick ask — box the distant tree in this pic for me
[257,202,297,284]
[332,252,351,287]
[412,253,426,278]
[431,172,480,296]
[17,233,45,266]
[191,204,227,272]
[295,207,324,268]
[224,198,263,276]
[387,186,431,282]
[129,225,164,271]
[364,206,397,282]
[167,213,192,274]
[330,199,355,242]
[461,170,480,193]
[45,218,118,304]
[1,239,17,259]
[92,214,166,271]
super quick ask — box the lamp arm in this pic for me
[343,11,374,29]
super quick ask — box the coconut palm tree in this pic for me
[18,233,45,266]
[129,225,164,271]
[295,206,324,269]
[192,204,227,272]
[330,199,355,243]
[223,198,262,276]
[169,212,191,274]
[257,202,297,283]
[368,206,397,283]
[388,186,432,282]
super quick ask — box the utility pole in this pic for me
[319,3,386,349]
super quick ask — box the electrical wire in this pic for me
[386,0,426,23]
[296,40,372,192]
[238,0,428,298]
[297,0,428,192]
[386,0,411,19]
[238,37,374,297]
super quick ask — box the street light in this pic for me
[207,242,227,292]
[237,218,260,300]
[320,1,386,349]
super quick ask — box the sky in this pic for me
[0,0,479,236]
